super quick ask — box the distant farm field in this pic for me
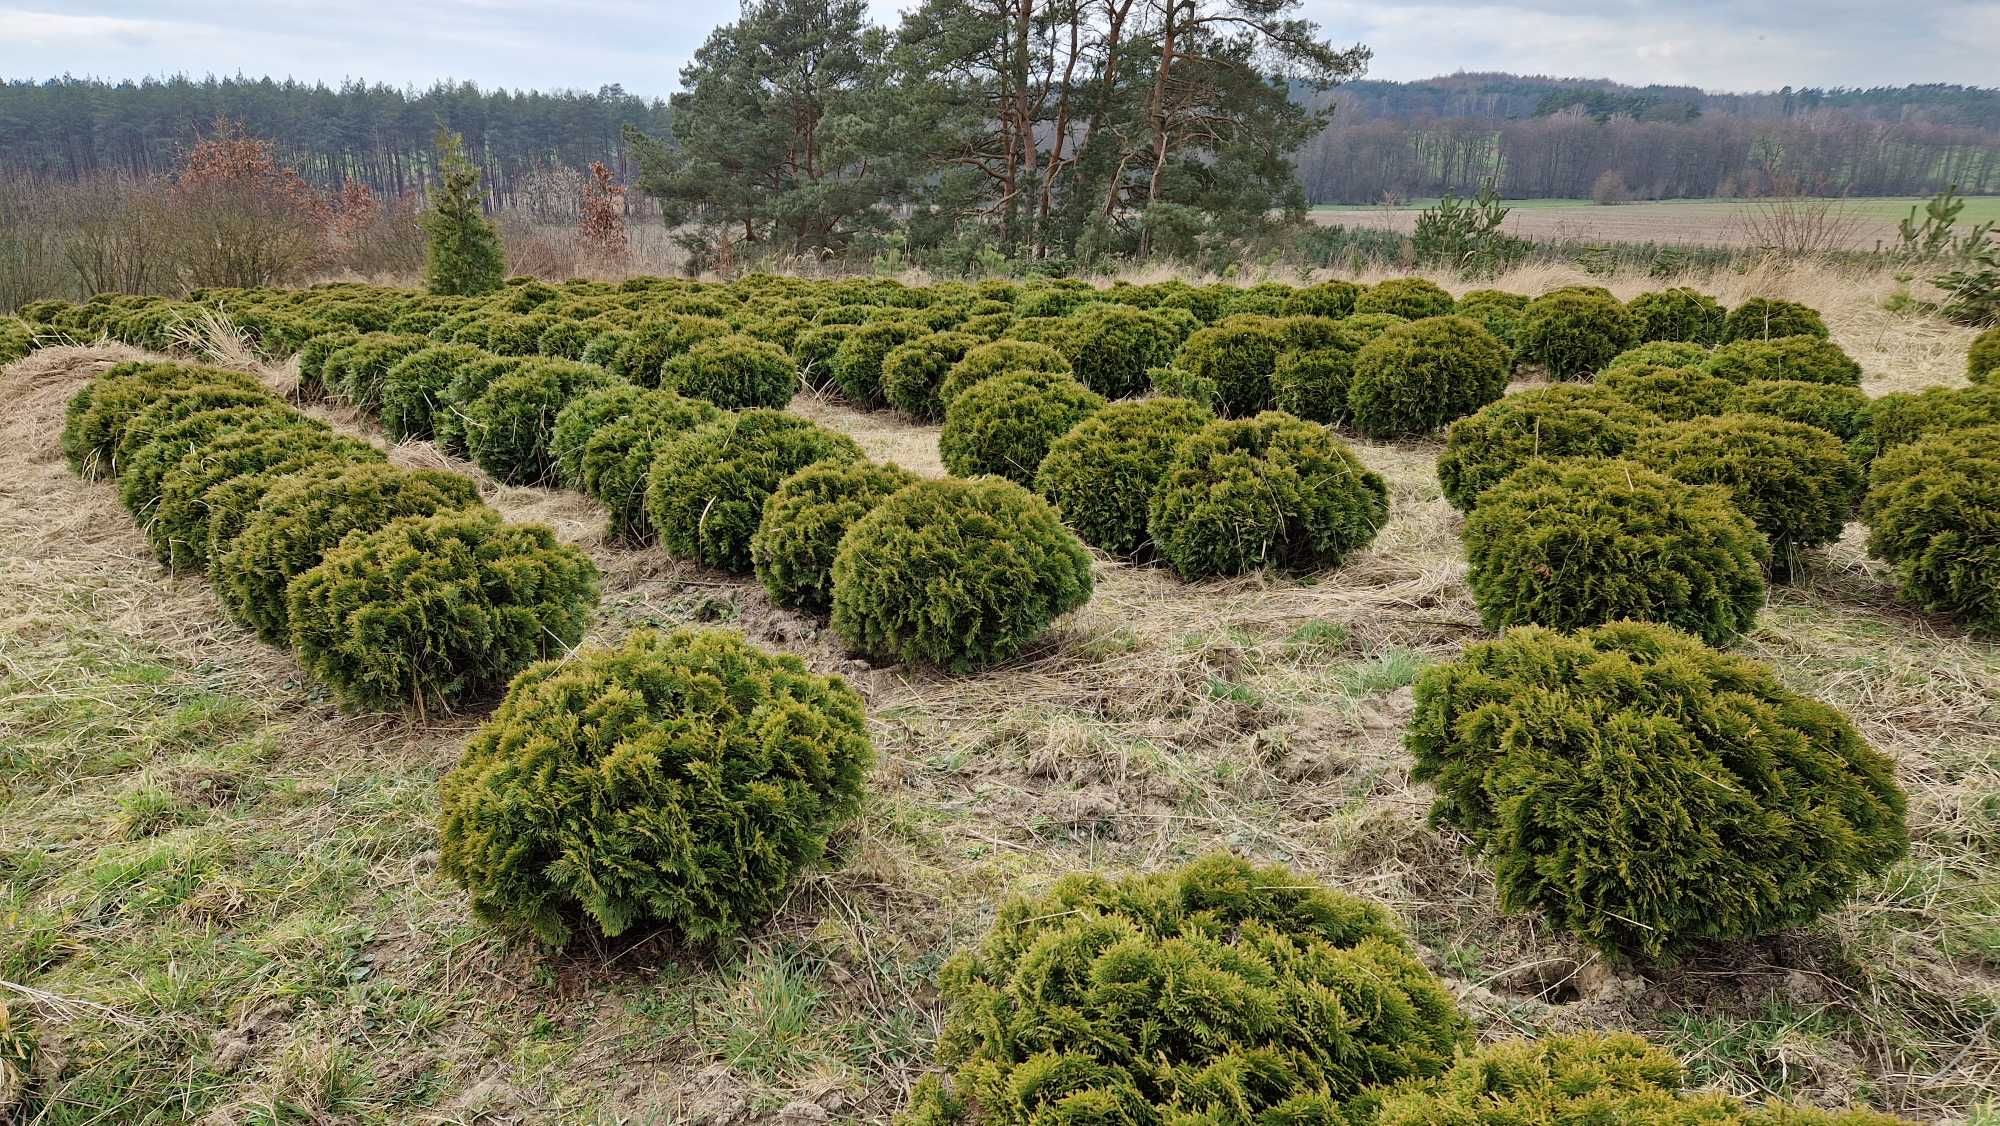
[1310,195,2000,250]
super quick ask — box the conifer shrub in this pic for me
[829,320,928,406]
[1633,414,1862,578]
[1727,379,1873,442]
[294,330,362,399]
[423,130,506,296]
[1270,348,1356,424]
[1861,384,2000,460]
[381,343,487,441]
[1972,326,2000,383]
[752,461,919,614]
[1436,384,1653,511]
[118,405,324,516]
[579,327,631,369]
[1453,289,1529,351]
[62,362,266,477]
[609,315,730,385]
[1053,304,1183,399]
[1597,364,1737,421]
[831,476,1091,669]
[900,853,1469,1125]
[1704,335,1863,387]
[1862,424,2000,635]
[1035,396,1211,557]
[484,312,558,356]
[1626,286,1726,344]
[1175,319,1284,417]
[326,332,430,410]
[1408,620,1907,958]
[646,410,864,572]
[1356,276,1456,320]
[1724,297,1830,341]
[938,339,1072,407]
[939,369,1106,485]
[1465,458,1768,645]
[217,463,484,641]
[1516,290,1640,379]
[577,391,723,542]
[150,429,383,571]
[288,508,598,713]
[535,318,595,360]
[882,331,981,420]
[659,333,795,409]
[1282,278,1362,319]
[464,359,619,485]
[432,354,527,456]
[550,383,649,490]
[1603,340,1710,374]
[793,323,857,380]
[437,627,870,945]
[0,315,36,363]
[1348,315,1511,438]
[1332,312,1410,351]
[1269,313,1345,353]
[1224,282,1291,317]
[1149,412,1388,580]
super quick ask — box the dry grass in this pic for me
[2,264,1997,1123]
[1310,199,1907,252]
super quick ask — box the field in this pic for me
[1309,196,2000,251]
[2,260,1997,1124]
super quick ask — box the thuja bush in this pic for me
[579,327,630,369]
[882,331,981,420]
[609,315,730,385]
[1603,340,1710,374]
[1861,384,2000,460]
[1704,335,1863,388]
[1375,1032,1909,1124]
[831,476,1091,670]
[660,333,795,410]
[326,332,430,410]
[1724,297,1829,342]
[1175,318,1284,416]
[1452,289,1529,352]
[577,391,722,542]
[646,410,864,572]
[1436,384,1654,511]
[437,628,871,945]
[1408,621,1907,958]
[1054,303,1183,398]
[938,339,1072,407]
[1633,413,1862,578]
[1863,424,2000,635]
[1516,290,1640,379]
[1348,315,1511,438]
[1597,364,1737,422]
[0,315,36,363]
[1282,278,1362,319]
[295,330,362,399]
[1356,276,1455,320]
[150,428,383,571]
[218,463,484,642]
[752,461,918,614]
[1035,396,1211,557]
[1270,348,1355,424]
[1626,286,1726,344]
[1972,326,2000,383]
[550,383,649,490]
[464,359,618,485]
[381,343,488,441]
[1465,457,1768,645]
[1149,412,1389,580]
[1728,379,1873,442]
[288,509,599,713]
[793,323,857,380]
[1333,312,1409,351]
[900,853,1469,1126]
[829,320,928,406]
[118,405,326,517]
[61,362,266,477]
[939,369,1106,486]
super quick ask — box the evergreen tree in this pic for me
[422,129,505,296]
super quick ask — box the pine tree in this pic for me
[422,129,505,296]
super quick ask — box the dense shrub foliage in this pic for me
[433,354,526,455]
[1598,363,1737,421]
[1269,347,1356,423]
[1282,278,1361,318]
[939,369,1106,485]
[149,427,382,571]
[1409,621,1907,958]
[1626,287,1726,344]
[381,344,487,441]
[288,509,600,713]
[1035,396,1212,556]
[1972,326,2000,383]
[1863,424,2000,635]
[646,410,864,572]
[1149,412,1388,579]
[1603,339,1710,374]
[118,404,326,517]
[1331,312,1408,351]
[1052,303,1183,398]
[1703,335,1863,386]
[609,315,729,385]
[1516,290,1640,379]
[902,853,1468,1125]
[1347,315,1510,438]
[883,331,981,419]
[938,339,1072,406]
[830,320,927,405]
[1727,379,1873,442]
[659,334,796,409]
[62,361,265,477]
[464,358,618,484]
[1724,297,1830,342]
[1862,384,2000,459]
[1174,319,1284,416]
[1356,276,1455,320]
[1465,457,1768,645]
[1436,384,1653,511]
[831,477,1092,670]
[576,390,723,542]
[1452,289,1529,351]
[752,461,919,614]
[326,332,429,409]
[0,315,38,363]
[549,383,649,491]
[437,628,872,945]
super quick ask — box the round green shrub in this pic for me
[151,428,382,571]
[608,315,730,385]
[1863,424,2000,635]
[381,344,488,441]
[326,332,429,409]
[1034,397,1211,557]
[1436,384,1654,511]
[1223,282,1290,317]
[1269,313,1345,353]
[1603,340,1710,374]
[579,327,630,369]
[659,333,795,409]
[1270,348,1355,424]
[1597,364,1737,421]
[1724,297,1829,342]
[550,383,650,491]
[1054,304,1182,399]
[1149,412,1388,579]
[1332,312,1409,351]
[882,332,980,420]
[1174,318,1283,417]
[1465,457,1768,645]
[1282,279,1362,319]
[117,404,323,516]
[1703,335,1862,387]
[1633,413,1862,578]
[433,354,527,456]
[1356,277,1455,320]
[534,318,594,360]
[287,508,599,713]
[793,323,857,379]
[436,628,870,945]
[939,369,1105,485]
[752,461,919,614]
[295,330,362,400]
[218,463,484,642]
[1408,620,1907,958]
[576,391,724,542]
[1727,379,1873,442]
[646,410,864,572]
[830,476,1091,669]
[1348,315,1511,438]
[0,315,37,363]
[1453,289,1529,351]
[1516,290,1640,379]
[62,362,265,477]
[1626,287,1726,344]
[1971,326,2000,383]
[938,339,1071,407]
[829,320,927,406]
[901,853,1468,1126]
[1860,384,2000,461]
[464,359,618,485]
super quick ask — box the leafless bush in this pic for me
[1738,181,1864,257]
[515,160,586,223]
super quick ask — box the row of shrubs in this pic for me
[58,360,600,712]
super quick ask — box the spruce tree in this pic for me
[422,129,505,296]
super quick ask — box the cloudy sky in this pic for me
[2,0,1994,96]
